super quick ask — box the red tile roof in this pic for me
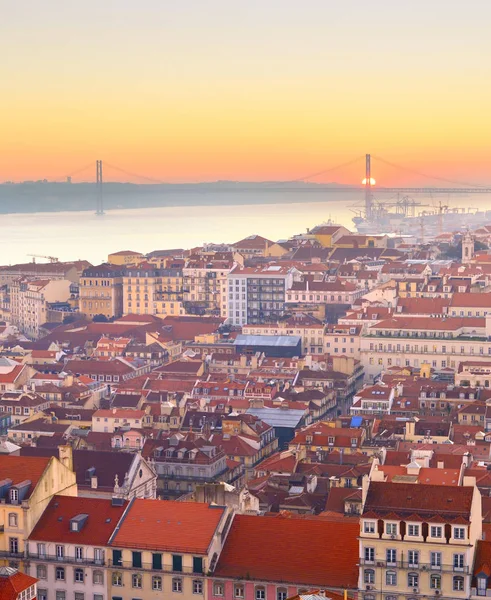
[0,455,51,499]
[29,495,127,545]
[214,514,359,589]
[0,569,38,600]
[110,499,225,553]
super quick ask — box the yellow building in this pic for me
[311,225,350,248]
[108,250,144,266]
[79,264,125,319]
[107,499,232,600]
[359,479,481,600]
[0,450,77,564]
[123,265,184,317]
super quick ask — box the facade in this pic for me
[108,250,144,266]
[286,279,363,307]
[0,452,77,564]
[79,264,125,320]
[359,480,482,600]
[182,259,231,316]
[92,409,146,433]
[123,265,184,317]
[226,265,298,326]
[10,279,72,339]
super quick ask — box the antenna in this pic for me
[365,154,372,220]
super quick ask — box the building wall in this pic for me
[80,275,123,319]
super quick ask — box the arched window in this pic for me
[364,569,375,584]
[112,572,122,587]
[8,513,18,527]
[132,573,142,589]
[430,574,441,589]
[408,572,419,588]
[386,570,397,586]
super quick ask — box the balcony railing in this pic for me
[0,550,24,559]
[27,553,105,566]
[360,558,469,574]
[108,560,203,574]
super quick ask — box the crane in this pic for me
[27,254,59,263]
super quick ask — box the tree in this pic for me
[92,313,109,322]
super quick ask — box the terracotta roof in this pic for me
[0,569,38,600]
[474,540,491,586]
[0,455,51,499]
[363,481,473,519]
[110,499,225,553]
[29,495,127,545]
[215,514,359,588]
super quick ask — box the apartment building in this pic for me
[0,452,77,565]
[0,262,79,287]
[325,324,362,358]
[10,279,72,339]
[226,265,299,326]
[123,264,184,317]
[359,480,482,600]
[107,499,232,600]
[80,264,125,320]
[360,315,491,381]
[182,258,231,316]
[286,278,363,307]
[27,495,128,600]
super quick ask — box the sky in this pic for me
[1,0,490,185]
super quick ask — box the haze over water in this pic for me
[1,190,490,265]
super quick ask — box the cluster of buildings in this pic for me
[1,222,491,598]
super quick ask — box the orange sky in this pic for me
[1,1,490,185]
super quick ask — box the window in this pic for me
[454,553,465,570]
[9,538,18,554]
[112,572,123,586]
[385,523,397,536]
[234,585,245,598]
[454,527,465,539]
[364,569,375,584]
[214,582,224,597]
[38,590,47,600]
[132,551,142,568]
[386,571,397,586]
[172,577,182,593]
[10,488,19,503]
[36,565,47,579]
[132,573,142,588]
[408,572,418,588]
[75,594,84,600]
[408,550,419,566]
[152,553,162,570]
[93,570,104,585]
[56,593,65,600]
[256,587,266,600]
[364,521,375,533]
[430,574,441,589]
[431,552,442,568]
[94,596,103,600]
[193,580,204,595]
[172,554,183,572]
[112,550,122,566]
[37,543,46,558]
[55,566,65,581]
[56,545,65,559]
[453,576,464,591]
[407,524,419,537]
[74,568,84,582]
[364,547,375,562]
[75,547,84,561]
[152,576,163,591]
[277,589,287,600]
[430,526,442,538]
[8,513,17,527]
[193,556,203,574]
[477,574,487,596]
[386,549,396,565]
[94,548,104,564]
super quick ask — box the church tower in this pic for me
[462,230,474,264]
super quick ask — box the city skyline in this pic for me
[2,0,490,183]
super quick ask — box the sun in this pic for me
[362,177,376,185]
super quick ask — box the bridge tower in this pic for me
[365,154,372,221]
[96,160,104,215]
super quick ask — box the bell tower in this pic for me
[462,230,474,264]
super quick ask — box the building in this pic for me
[286,278,363,307]
[0,567,37,600]
[0,452,77,564]
[107,499,232,600]
[123,264,184,317]
[0,263,79,287]
[182,258,231,316]
[359,480,482,600]
[27,495,128,600]
[226,265,299,326]
[108,250,144,266]
[92,409,146,433]
[79,264,125,320]
[10,279,72,339]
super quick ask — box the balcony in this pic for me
[27,553,105,566]
[108,560,203,574]
[0,550,24,559]
[360,558,469,573]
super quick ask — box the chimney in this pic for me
[58,445,73,472]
